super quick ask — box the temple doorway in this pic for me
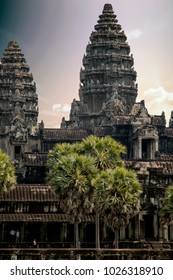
[142,139,155,160]
[143,214,154,239]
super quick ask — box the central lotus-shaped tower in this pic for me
[62,3,138,129]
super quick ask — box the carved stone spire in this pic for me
[63,4,137,129]
[0,41,38,135]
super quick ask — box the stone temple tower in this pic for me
[62,3,138,129]
[0,41,39,160]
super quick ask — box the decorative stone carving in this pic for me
[9,117,28,142]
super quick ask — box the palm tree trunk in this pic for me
[95,212,100,248]
[74,221,80,248]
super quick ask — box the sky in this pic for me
[0,0,173,127]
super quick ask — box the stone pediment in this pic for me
[133,125,158,139]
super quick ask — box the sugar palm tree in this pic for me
[47,144,97,248]
[92,167,142,248]
[0,149,16,193]
[80,135,126,169]
[79,135,126,248]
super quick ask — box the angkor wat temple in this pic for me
[0,3,173,254]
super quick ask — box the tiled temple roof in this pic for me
[0,213,95,222]
[43,128,88,141]
[126,160,173,176]
[23,153,48,166]
[0,185,57,202]
[0,213,68,222]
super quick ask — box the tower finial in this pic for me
[103,3,113,12]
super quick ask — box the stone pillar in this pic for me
[0,223,5,242]
[138,137,142,159]
[155,138,159,156]
[150,140,153,159]
[133,141,137,159]
[120,227,126,240]
[153,214,158,239]
[20,223,25,242]
[139,214,145,240]
[128,221,133,240]
[162,225,168,241]
[135,214,140,240]
[158,224,163,240]
[169,224,173,241]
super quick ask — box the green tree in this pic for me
[47,143,97,248]
[79,135,127,248]
[160,185,173,225]
[47,136,141,249]
[0,149,16,192]
[92,167,142,248]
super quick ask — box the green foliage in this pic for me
[0,150,16,192]
[47,143,97,222]
[160,185,173,225]
[92,167,142,231]
[47,136,141,229]
[79,135,126,169]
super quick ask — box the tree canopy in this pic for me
[92,167,142,231]
[48,148,97,223]
[0,149,16,192]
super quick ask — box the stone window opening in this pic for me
[14,145,21,160]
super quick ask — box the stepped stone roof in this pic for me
[43,128,89,140]
[126,160,173,176]
[0,213,95,222]
[0,213,69,222]
[0,185,57,202]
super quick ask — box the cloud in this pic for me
[143,87,173,123]
[52,103,71,114]
[127,29,143,40]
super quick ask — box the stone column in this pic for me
[162,225,168,241]
[138,137,142,159]
[0,223,5,242]
[20,223,25,242]
[128,220,133,240]
[155,138,159,156]
[153,214,158,239]
[120,227,126,240]
[140,214,145,240]
[158,224,163,240]
[150,140,154,159]
[169,224,173,241]
[135,214,140,240]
